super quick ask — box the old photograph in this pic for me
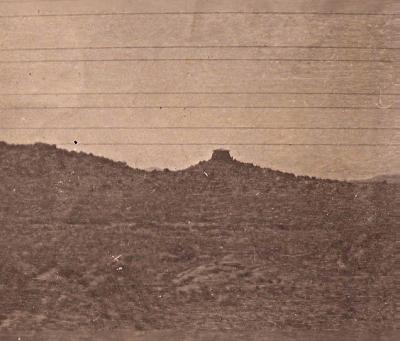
[0,0,399,340]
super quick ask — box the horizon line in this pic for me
[1,140,398,182]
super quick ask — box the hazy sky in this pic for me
[0,0,399,179]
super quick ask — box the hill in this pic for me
[0,142,398,332]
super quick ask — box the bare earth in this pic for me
[0,143,398,334]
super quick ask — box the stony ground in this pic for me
[0,142,398,332]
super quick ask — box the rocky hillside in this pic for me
[0,142,398,332]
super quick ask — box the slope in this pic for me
[0,142,398,331]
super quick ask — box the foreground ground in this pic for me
[1,328,399,341]
[0,220,398,332]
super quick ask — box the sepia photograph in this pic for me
[0,0,399,340]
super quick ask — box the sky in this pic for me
[0,0,399,180]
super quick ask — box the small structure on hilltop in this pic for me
[211,149,234,162]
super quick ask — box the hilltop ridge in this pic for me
[0,141,364,227]
[0,141,326,180]
[0,140,397,234]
